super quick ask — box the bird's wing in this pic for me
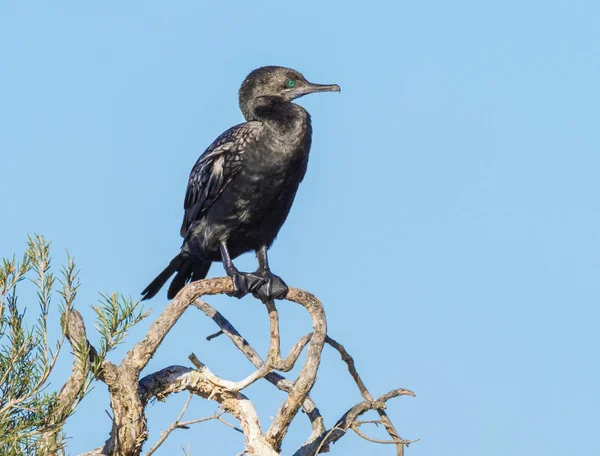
[180,122,261,237]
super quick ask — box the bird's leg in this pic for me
[251,245,289,302]
[220,241,264,299]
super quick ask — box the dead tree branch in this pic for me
[145,394,228,456]
[324,336,409,456]
[95,278,233,455]
[77,277,413,456]
[192,299,326,444]
[351,422,420,446]
[265,289,327,451]
[294,388,415,456]
[138,364,278,456]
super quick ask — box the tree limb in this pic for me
[265,289,327,451]
[192,299,326,442]
[37,309,93,454]
[144,394,225,456]
[324,336,409,456]
[139,365,279,456]
[351,422,420,446]
[188,353,272,394]
[98,278,234,455]
[293,388,415,456]
[78,278,413,456]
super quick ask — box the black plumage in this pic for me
[142,66,340,302]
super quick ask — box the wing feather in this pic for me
[180,122,260,237]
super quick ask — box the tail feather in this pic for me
[192,260,212,282]
[167,260,193,299]
[141,255,182,300]
[141,254,211,301]
[167,259,211,299]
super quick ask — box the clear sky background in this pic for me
[1,1,599,455]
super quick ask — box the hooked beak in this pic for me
[288,82,341,100]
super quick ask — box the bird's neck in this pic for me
[247,96,311,135]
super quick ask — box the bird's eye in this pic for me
[286,79,295,88]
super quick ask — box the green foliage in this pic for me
[0,236,149,455]
[93,293,151,359]
[0,235,64,455]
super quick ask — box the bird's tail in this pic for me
[141,254,211,301]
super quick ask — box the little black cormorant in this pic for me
[141,66,340,302]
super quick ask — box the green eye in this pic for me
[286,79,295,88]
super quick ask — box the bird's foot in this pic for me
[227,270,265,299]
[251,270,289,303]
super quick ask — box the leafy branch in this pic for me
[92,292,151,359]
[0,236,150,455]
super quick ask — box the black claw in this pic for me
[252,271,289,303]
[227,271,265,299]
[227,271,249,298]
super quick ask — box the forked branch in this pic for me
[79,278,413,456]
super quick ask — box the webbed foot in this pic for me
[227,270,265,299]
[252,271,289,303]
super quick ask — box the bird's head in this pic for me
[239,66,340,120]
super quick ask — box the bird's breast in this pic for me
[225,126,309,222]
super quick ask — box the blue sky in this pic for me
[1,1,599,455]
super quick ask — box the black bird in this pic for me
[141,66,340,303]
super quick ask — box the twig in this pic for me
[354,420,383,426]
[216,415,243,434]
[351,423,397,445]
[313,425,344,455]
[206,330,223,341]
[145,395,221,456]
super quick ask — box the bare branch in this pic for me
[122,278,235,376]
[351,423,398,445]
[264,299,313,372]
[2,238,414,456]
[145,395,223,456]
[145,394,193,456]
[100,278,234,455]
[80,277,413,456]
[192,299,326,442]
[216,415,244,434]
[206,329,224,341]
[138,364,279,456]
[98,277,283,455]
[313,425,344,456]
[265,289,327,451]
[324,335,411,456]
[294,388,415,456]
[188,353,272,393]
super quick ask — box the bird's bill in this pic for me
[289,82,341,100]
[306,82,341,93]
